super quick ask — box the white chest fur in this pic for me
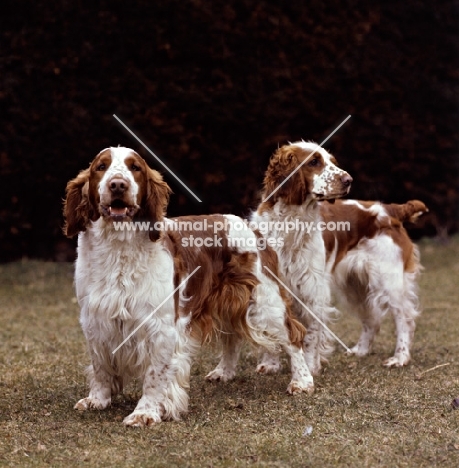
[74,221,177,375]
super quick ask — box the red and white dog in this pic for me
[250,142,352,379]
[64,147,312,427]
[246,140,425,371]
[217,142,428,374]
[320,198,427,366]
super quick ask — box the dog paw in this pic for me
[286,379,314,396]
[383,355,410,367]
[123,410,162,427]
[256,361,281,374]
[74,396,110,411]
[205,367,235,382]
[347,344,369,357]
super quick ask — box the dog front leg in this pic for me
[123,330,197,427]
[74,363,113,411]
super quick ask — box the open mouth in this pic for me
[109,199,128,217]
[100,199,138,219]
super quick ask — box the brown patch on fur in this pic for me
[320,199,424,273]
[163,215,259,344]
[320,200,383,269]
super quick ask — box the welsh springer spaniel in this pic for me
[320,198,428,366]
[64,147,312,427]
[248,142,353,381]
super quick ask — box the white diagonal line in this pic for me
[113,114,202,202]
[263,266,351,353]
[112,266,201,355]
[262,115,352,203]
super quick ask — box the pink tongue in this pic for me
[110,207,128,216]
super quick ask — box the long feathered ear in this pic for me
[143,168,172,241]
[262,147,307,206]
[63,168,95,237]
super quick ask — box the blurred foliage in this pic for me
[1,0,458,261]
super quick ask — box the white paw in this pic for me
[123,410,162,427]
[205,367,235,382]
[74,396,110,411]
[256,361,281,374]
[347,344,369,357]
[287,378,314,396]
[383,355,410,367]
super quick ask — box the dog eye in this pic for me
[308,158,319,167]
[131,164,141,171]
[96,163,106,171]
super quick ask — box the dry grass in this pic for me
[0,237,459,467]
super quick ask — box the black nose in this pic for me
[109,178,128,194]
[341,174,353,187]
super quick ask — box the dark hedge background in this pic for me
[1,0,458,262]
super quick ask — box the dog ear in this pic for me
[63,168,96,238]
[263,147,307,205]
[144,168,172,241]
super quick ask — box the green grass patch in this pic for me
[0,237,459,467]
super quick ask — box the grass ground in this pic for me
[0,236,458,467]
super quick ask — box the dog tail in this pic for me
[384,200,429,224]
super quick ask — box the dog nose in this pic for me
[109,178,129,194]
[341,174,353,187]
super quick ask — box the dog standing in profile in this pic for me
[63,147,313,427]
